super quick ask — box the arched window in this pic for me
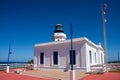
[101,53,103,64]
[95,52,97,63]
[89,50,92,64]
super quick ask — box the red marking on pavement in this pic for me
[0,71,50,80]
[80,72,120,80]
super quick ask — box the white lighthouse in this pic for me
[34,23,105,72]
[52,24,67,41]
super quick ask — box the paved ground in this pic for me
[0,68,88,80]
[0,71,50,80]
[1,69,120,80]
[22,69,88,80]
[80,72,120,80]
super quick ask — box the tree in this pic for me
[27,59,33,64]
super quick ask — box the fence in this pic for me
[106,63,120,71]
[0,63,33,70]
[90,63,120,73]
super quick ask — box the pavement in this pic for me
[0,68,120,80]
[0,71,50,80]
[0,69,88,80]
[22,69,88,80]
[80,72,120,80]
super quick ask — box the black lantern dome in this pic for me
[54,24,64,33]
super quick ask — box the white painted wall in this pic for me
[34,38,104,72]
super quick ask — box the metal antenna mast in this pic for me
[102,3,108,63]
[118,52,119,63]
[6,40,12,73]
[7,40,12,65]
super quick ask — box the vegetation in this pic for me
[109,69,120,72]
[108,61,120,63]
[27,59,33,64]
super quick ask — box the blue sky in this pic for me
[0,0,120,62]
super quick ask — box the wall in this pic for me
[85,42,104,72]
[34,39,104,72]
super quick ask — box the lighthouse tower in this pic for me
[52,24,67,41]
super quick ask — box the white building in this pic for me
[34,24,104,72]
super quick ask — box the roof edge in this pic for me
[34,37,103,50]
[34,37,87,47]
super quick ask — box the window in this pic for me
[89,50,92,64]
[40,52,44,64]
[53,51,58,65]
[69,50,76,65]
[101,53,103,64]
[95,53,96,63]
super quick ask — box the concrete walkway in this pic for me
[0,68,88,80]
[23,69,88,80]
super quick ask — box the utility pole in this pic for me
[102,3,108,64]
[6,40,12,73]
[70,24,75,80]
[8,40,11,65]
[118,52,119,63]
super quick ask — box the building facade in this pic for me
[34,24,104,72]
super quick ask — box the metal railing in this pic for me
[0,63,33,70]
[90,63,120,73]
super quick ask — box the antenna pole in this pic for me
[6,40,12,73]
[7,40,11,65]
[118,52,119,63]
[70,24,75,80]
[101,4,108,64]
[70,24,73,71]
